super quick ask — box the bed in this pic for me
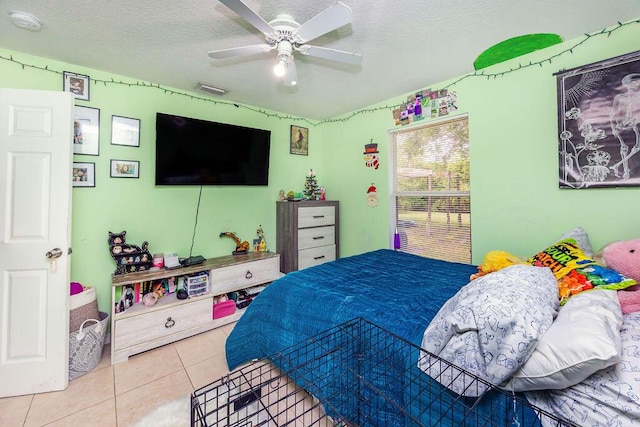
[224,243,640,426]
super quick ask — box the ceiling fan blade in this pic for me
[298,45,362,65]
[218,0,274,35]
[208,44,274,59]
[294,1,353,43]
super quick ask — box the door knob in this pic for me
[45,248,63,259]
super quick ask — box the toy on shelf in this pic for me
[256,225,267,252]
[220,231,250,255]
[108,231,153,275]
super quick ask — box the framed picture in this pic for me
[556,50,640,188]
[110,159,140,178]
[63,71,90,101]
[72,162,95,187]
[111,115,140,147]
[290,125,309,156]
[73,106,100,156]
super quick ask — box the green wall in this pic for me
[321,19,640,263]
[0,50,327,311]
[1,18,639,312]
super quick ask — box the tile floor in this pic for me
[0,323,235,427]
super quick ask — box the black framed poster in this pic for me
[556,50,640,188]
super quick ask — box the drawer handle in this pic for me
[245,270,253,279]
[312,236,325,240]
[312,215,325,218]
[165,317,175,328]
[313,255,326,260]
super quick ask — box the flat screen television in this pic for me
[155,113,271,186]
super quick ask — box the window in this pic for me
[389,115,470,263]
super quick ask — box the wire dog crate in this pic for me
[191,318,576,427]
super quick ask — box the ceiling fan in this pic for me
[209,0,363,86]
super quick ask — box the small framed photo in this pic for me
[72,162,95,187]
[111,115,140,147]
[290,125,309,156]
[63,71,90,101]
[73,106,100,156]
[110,159,140,178]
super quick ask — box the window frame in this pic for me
[387,114,470,260]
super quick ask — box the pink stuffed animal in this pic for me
[602,239,640,314]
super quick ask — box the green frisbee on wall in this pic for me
[474,33,563,70]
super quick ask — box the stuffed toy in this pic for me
[599,239,640,314]
[470,250,525,281]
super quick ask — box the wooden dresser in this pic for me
[276,200,339,273]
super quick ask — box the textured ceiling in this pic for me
[1,0,638,120]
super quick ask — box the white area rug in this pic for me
[132,395,190,427]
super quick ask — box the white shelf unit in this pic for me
[110,252,280,364]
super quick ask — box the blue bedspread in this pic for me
[226,249,477,368]
[225,249,542,426]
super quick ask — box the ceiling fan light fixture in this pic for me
[273,60,286,77]
[210,0,360,87]
[283,61,297,87]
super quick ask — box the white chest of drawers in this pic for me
[276,200,339,273]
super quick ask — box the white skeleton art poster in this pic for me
[556,50,640,188]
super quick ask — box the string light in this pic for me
[1,19,637,126]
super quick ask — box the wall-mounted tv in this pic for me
[155,113,271,186]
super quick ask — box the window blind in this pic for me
[390,116,471,263]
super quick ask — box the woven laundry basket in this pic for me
[68,311,109,380]
[69,286,99,333]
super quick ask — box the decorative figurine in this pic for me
[219,231,250,255]
[256,225,267,252]
[108,230,154,275]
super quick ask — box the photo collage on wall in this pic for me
[392,88,458,126]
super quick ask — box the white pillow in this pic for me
[555,226,593,257]
[526,312,640,425]
[503,289,622,392]
[419,264,559,397]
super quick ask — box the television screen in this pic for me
[155,113,271,186]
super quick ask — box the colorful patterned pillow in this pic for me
[528,238,637,304]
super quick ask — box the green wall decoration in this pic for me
[1,18,639,313]
[474,33,564,70]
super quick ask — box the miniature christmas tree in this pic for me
[303,169,322,200]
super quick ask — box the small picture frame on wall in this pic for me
[110,159,139,178]
[111,115,140,147]
[73,106,100,156]
[290,125,309,156]
[63,71,90,101]
[72,162,95,187]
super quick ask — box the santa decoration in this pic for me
[366,183,378,208]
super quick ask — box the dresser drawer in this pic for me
[298,245,336,270]
[298,206,335,228]
[298,225,335,250]
[210,257,280,295]
[114,297,211,351]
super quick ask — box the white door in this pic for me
[0,88,74,397]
